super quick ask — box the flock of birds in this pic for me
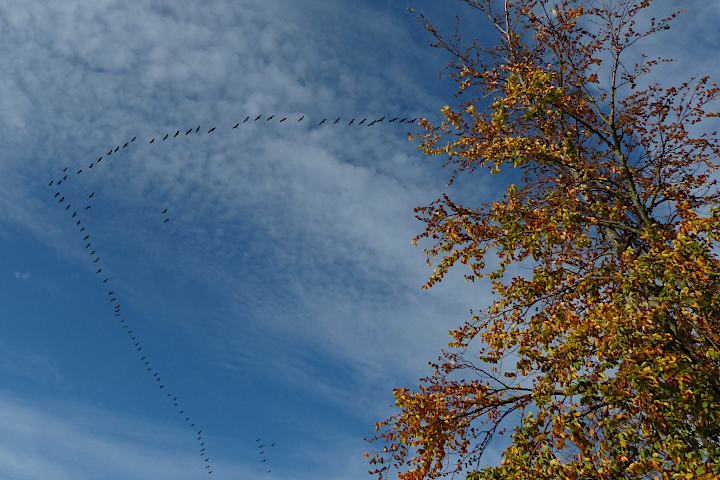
[256,439,276,473]
[49,163,217,473]
[47,113,418,476]
[140,114,419,145]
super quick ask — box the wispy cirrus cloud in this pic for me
[14,272,31,281]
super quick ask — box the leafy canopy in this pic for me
[365,1,720,479]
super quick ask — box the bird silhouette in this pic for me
[63,168,67,172]
[378,116,386,122]
[132,137,136,142]
[233,123,239,129]
[259,451,264,455]
[349,119,354,125]
[409,118,417,123]
[66,206,70,211]
[368,120,376,126]
[59,197,64,203]
[55,192,60,197]
[164,219,169,223]
[86,206,91,210]
[80,228,85,232]
[162,209,167,213]
[256,439,261,442]
[262,459,266,463]
[298,115,304,121]
[390,118,398,122]
[267,115,274,121]
[196,126,200,132]
[94,258,99,263]
[96,269,101,274]
[399,118,407,123]
[258,445,263,448]
[244,116,249,123]
[123,143,128,148]
[89,192,94,198]
[271,443,275,447]
[255,115,261,121]
[163,134,169,141]
[147,368,151,371]
[103,279,107,282]
[72,212,77,218]
[319,118,326,125]
[57,180,62,185]
[174,131,179,137]
[115,146,119,152]
[90,251,95,255]
[150,138,155,143]
[186,129,193,135]
[208,127,215,133]
[77,169,82,174]
[108,150,112,155]
[49,181,53,186]
[334,118,340,124]
[280,118,286,122]
[84,236,89,240]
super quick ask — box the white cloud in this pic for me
[0,391,215,480]
[0,343,62,384]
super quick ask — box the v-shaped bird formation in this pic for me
[47,113,421,476]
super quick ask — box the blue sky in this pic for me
[0,1,717,479]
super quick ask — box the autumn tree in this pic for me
[365,1,720,479]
